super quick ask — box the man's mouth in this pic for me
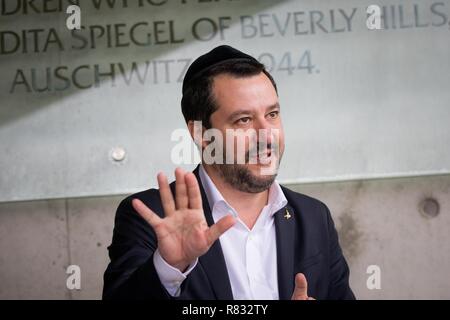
[253,149,276,164]
[257,150,271,158]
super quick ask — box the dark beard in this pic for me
[207,139,283,193]
[213,163,277,193]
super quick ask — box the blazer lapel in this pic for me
[193,166,234,300]
[274,203,296,300]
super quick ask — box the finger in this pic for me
[291,273,309,300]
[205,214,235,246]
[157,172,176,216]
[132,198,163,228]
[175,168,188,210]
[185,172,202,209]
[307,297,316,300]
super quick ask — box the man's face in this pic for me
[206,72,285,193]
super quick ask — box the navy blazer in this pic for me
[103,166,355,300]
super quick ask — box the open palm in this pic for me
[132,168,235,272]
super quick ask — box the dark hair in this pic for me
[181,60,277,129]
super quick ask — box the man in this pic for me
[103,45,355,300]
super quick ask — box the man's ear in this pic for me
[187,120,208,150]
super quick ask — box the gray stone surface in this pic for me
[67,196,122,299]
[0,200,69,299]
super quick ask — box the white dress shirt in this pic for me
[153,164,288,299]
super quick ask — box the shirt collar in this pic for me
[198,164,288,219]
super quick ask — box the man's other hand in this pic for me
[291,273,315,300]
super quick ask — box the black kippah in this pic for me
[182,45,259,94]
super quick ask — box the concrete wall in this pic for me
[1,174,449,300]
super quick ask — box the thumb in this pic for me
[291,273,309,300]
[205,214,236,246]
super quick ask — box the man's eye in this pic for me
[237,117,251,124]
[268,111,279,119]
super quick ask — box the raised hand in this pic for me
[291,273,315,300]
[132,168,236,272]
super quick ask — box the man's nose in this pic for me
[253,118,274,145]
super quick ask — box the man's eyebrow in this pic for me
[266,103,280,112]
[227,110,251,121]
[227,103,280,121]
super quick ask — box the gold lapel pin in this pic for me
[284,208,291,220]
